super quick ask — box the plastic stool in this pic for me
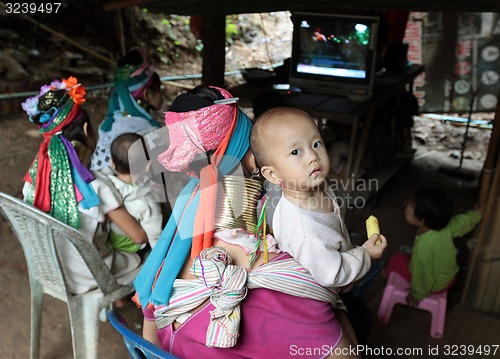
[377,271,448,338]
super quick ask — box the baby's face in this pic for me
[264,113,330,191]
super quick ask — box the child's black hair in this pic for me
[111,133,143,174]
[412,187,454,230]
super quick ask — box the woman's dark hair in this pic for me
[61,110,92,145]
[169,86,224,113]
[117,49,144,68]
[139,73,162,111]
[111,132,143,174]
[148,72,161,93]
[187,85,224,102]
[412,187,454,230]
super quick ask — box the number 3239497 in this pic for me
[4,3,62,14]
[443,345,499,356]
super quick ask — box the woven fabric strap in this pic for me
[153,246,341,348]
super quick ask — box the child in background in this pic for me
[250,106,387,288]
[387,187,483,306]
[91,48,163,170]
[21,78,146,295]
[103,133,163,251]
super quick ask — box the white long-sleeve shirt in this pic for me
[272,191,370,287]
[101,167,163,248]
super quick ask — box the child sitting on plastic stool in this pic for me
[386,187,483,306]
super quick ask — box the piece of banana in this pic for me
[366,215,382,244]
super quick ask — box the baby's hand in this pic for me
[362,234,387,260]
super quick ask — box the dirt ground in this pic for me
[0,8,497,358]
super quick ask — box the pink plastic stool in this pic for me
[377,272,448,338]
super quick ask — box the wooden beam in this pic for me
[104,0,500,14]
[104,0,162,12]
[114,9,127,56]
[200,15,226,87]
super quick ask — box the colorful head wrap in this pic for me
[100,48,160,132]
[158,87,235,172]
[134,86,252,307]
[22,77,100,228]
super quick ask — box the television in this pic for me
[289,12,380,99]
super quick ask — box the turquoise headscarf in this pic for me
[100,71,160,132]
[134,109,252,307]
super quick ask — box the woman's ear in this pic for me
[82,119,97,152]
[143,88,151,103]
[83,121,89,137]
[242,150,257,177]
[261,165,281,185]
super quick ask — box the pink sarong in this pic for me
[144,253,343,358]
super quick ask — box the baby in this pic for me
[250,106,387,288]
[103,132,163,251]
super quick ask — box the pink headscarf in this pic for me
[157,87,236,172]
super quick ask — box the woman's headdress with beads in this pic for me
[22,77,99,228]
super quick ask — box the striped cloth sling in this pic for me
[153,246,342,348]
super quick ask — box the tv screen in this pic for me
[290,12,379,97]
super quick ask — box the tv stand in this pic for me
[230,64,424,191]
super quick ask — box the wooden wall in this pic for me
[462,89,500,313]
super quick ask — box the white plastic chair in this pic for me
[0,192,142,359]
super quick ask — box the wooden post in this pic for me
[201,15,226,87]
[114,9,127,57]
[478,88,500,206]
[461,88,500,310]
